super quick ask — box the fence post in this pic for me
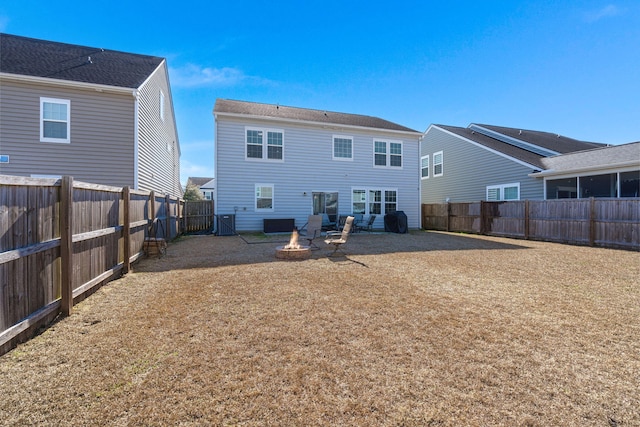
[446,202,451,232]
[589,197,596,246]
[178,199,185,235]
[60,176,73,316]
[524,200,530,240]
[148,191,155,236]
[165,194,171,240]
[480,201,486,235]
[123,186,131,274]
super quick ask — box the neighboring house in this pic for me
[214,99,422,232]
[0,33,181,196]
[200,178,215,200]
[186,177,215,200]
[531,141,640,198]
[420,123,607,203]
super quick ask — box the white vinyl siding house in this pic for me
[214,99,422,232]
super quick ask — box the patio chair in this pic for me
[324,216,354,256]
[361,215,376,232]
[299,214,322,250]
[321,213,336,231]
[352,213,364,232]
[337,214,348,231]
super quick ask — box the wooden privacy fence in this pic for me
[422,198,640,250]
[0,175,214,355]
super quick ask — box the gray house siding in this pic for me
[0,78,135,186]
[216,115,421,232]
[136,62,181,196]
[421,126,543,203]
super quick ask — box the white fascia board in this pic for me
[213,111,422,139]
[137,60,164,90]
[0,72,136,96]
[429,125,542,170]
[529,161,640,178]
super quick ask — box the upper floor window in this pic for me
[40,97,70,143]
[159,91,165,121]
[246,127,284,161]
[333,135,353,160]
[421,155,429,179]
[374,140,402,168]
[487,183,520,201]
[433,151,443,176]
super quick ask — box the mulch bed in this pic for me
[1,231,638,426]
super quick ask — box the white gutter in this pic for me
[529,160,640,178]
[0,72,134,94]
[133,90,140,190]
[214,111,423,138]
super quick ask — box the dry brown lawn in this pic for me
[1,231,639,426]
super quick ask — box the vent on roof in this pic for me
[468,124,559,157]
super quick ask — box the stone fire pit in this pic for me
[275,229,311,260]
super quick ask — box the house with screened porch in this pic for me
[213,99,422,232]
[419,123,615,204]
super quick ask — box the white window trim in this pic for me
[255,183,275,212]
[245,127,285,162]
[373,139,403,169]
[486,182,520,201]
[433,151,443,177]
[40,97,70,143]
[159,91,165,122]
[421,155,429,179]
[351,187,398,216]
[332,135,354,161]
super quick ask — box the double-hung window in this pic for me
[433,151,443,176]
[421,155,429,179]
[373,140,402,168]
[333,135,353,160]
[246,127,284,161]
[486,183,520,201]
[352,188,397,216]
[40,97,70,143]
[255,184,274,211]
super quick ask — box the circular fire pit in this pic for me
[275,245,312,260]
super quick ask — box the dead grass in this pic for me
[1,231,638,426]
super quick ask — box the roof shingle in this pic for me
[0,33,164,89]
[435,124,608,170]
[214,99,420,133]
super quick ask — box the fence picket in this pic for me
[422,199,639,250]
[0,175,214,355]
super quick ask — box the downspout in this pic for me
[133,90,140,190]
[213,109,218,214]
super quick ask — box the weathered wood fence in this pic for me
[0,175,214,355]
[422,198,640,250]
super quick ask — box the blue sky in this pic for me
[2,1,639,184]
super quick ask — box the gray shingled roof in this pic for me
[0,33,164,89]
[539,141,640,173]
[214,99,420,133]
[187,177,215,187]
[475,124,605,154]
[435,124,608,170]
